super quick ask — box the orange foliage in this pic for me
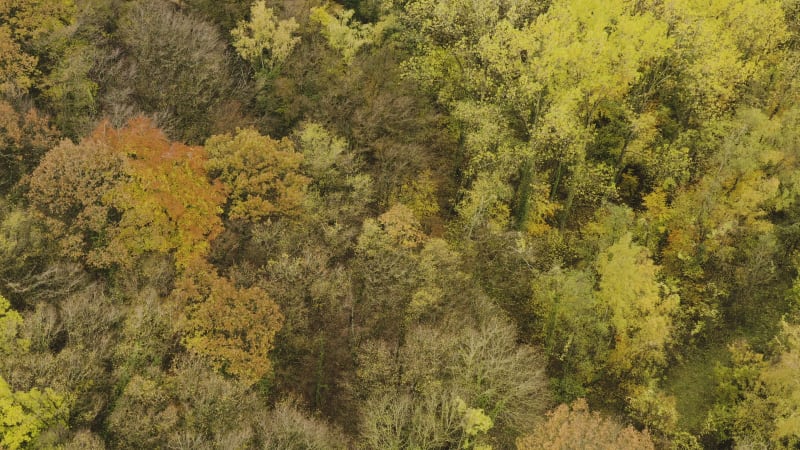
[97,118,226,269]
[517,399,655,450]
[28,118,226,269]
[176,260,283,386]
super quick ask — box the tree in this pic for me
[257,399,349,449]
[0,27,36,99]
[0,377,70,450]
[357,311,550,448]
[205,128,308,223]
[310,5,374,65]
[177,260,283,386]
[109,0,235,142]
[0,101,58,193]
[0,294,70,450]
[231,0,300,75]
[531,267,608,400]
[517,398,655,450]
[353,204,426,344]
[652,109,797,342]
[596,233,679,386]
[28,117,226,271]
[402,0,674,229]
[0,0,76,100]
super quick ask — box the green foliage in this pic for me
[40,43,98,138]
[0,376,70,450]
[0,294,70,449]
[456,397,493,449]
[532,267,606,396]
[706,322,800,447]
[0,294,25,356]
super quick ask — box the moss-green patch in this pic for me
[663,343,729,434]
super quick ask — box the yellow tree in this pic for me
[231,0,300,74]
[205,128,308,223]
[176,260,283,386]
[0,294,70,450]
[595,233,679,385]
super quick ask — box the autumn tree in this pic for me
[205,127,308,223]
[0,101,58,193]
[596,233,679,387]
[231,0,300,76]
[0,294,70,450]
[177,260,283,386]
[357,308,550,448]
[27,118,285,387]
[706,322,800,447]
[28,117,226,270]
[517,398,655,450]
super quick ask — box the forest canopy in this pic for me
[2,0,800,448]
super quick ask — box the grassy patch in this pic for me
[663,343,729,434]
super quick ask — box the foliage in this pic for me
[177,261,284,386]
[110,0,235,142]
[5,0,800,447]
[205,127,309,222]
[517,398,655,449]
[0,294,70,449]
[596,233,679,386]
[0,376,70,450]
[232,0,300,74]
[310,5,374,65]
[28,117,226,270]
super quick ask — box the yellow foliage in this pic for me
[310,5,374,65]
[231,0,299,72]
[596,233,679,382]
[205,128,308,223]
[178,261,283,386]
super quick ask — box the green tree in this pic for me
[0,294,70,450]
[0,377,69,450]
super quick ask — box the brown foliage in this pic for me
[0,101,58,192]
[517,399,655,450]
